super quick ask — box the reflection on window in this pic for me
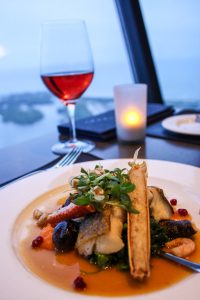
[140,0,200,107]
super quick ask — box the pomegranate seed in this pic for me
[32,236,44,248]
[73,276,87,290]
[178,208,188,216]
[170,199,177,206]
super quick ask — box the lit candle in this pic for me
[114,84,147,142]
[122,109,142,127]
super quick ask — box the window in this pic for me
[0,0,132,149]
[140,0,200,107]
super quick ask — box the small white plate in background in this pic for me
[162,114,200,135]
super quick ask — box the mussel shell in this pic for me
[53,220,79,252]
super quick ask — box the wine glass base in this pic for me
[51,139,95,155]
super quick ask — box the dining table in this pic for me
[1,112,200,300]
[1,126,200,187]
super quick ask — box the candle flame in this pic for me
[123,110,142,126]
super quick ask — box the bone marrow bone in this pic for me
[128,162,151,280]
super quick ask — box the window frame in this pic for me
[115,0,163,103]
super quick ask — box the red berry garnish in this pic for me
[73,276,87,290]
[178,208,188,216]
[170,199,177,206]
[32,236,44,248]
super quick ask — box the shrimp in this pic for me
[164,238,195,258]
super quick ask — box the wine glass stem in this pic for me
[66,103,77,142]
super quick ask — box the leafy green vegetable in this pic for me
[72,193,92,206]
[72,165,137,213]
[80,167,89,175]
[120,182,136,193]
[150,217,170,256]
[90,253,112,269]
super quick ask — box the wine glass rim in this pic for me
[41,19,86,26]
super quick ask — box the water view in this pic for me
[0,92,114,149]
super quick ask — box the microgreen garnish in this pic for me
[71,165,137,213]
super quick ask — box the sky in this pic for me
[140,0,200,59]
[140,0,200,101]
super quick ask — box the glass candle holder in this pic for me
[114,84,147,142]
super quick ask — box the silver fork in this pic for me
[1,146,82,189]
[54,146,82,168]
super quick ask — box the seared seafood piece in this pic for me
[148,186,173,221]
[128,162,151,280]
[75,206,126,256]
[75,208,110,256]
[159,219,197,239]
[95,206,126,254]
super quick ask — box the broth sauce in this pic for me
[13,186,200,297]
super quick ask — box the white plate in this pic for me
[162,114,200,135]
[1,159,200,300]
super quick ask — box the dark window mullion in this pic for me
[115,0,163,103]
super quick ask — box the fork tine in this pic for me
[67,147,83,166]
[57,147,77,166]
[54,147,75,168]
[55,147,82,168]
[61,147,82,166]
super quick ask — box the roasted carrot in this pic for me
[40,224,54,250]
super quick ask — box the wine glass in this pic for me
[40,20,95,154]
